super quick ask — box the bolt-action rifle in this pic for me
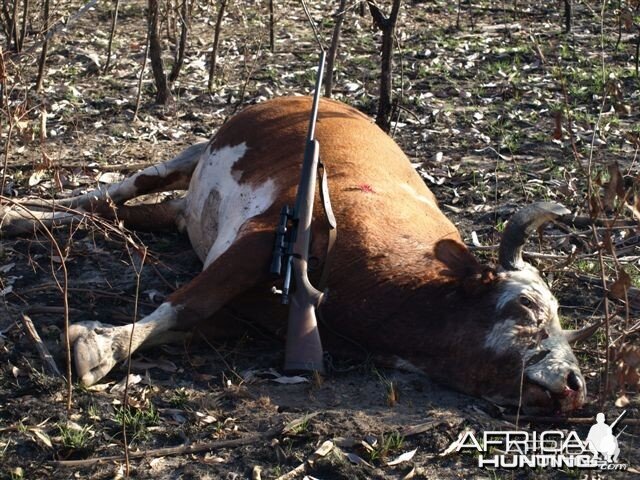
[270,51,328,374]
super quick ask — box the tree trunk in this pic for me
[169,0,190,83]
[269,0,275,52]
[34,0,49,90]
[368,0,402,132]
[148,0,172,104]
[324,0,347,98]
[207,0,227,92]
[17,0,27,51]
[9,0,19,50]
[564,0,571,33]
[104,0,120,73]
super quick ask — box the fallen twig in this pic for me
[399,419,442,437]
[22,305,81,316]
[275,440,334,480]
[19,314,61,376]
[52,426,282,468]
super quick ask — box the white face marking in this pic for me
[184,142,277,266]
[484,267,583,396]
[495,266,558,312]
[400,183,436,208]
[486,267,560,356]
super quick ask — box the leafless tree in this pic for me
[34,0,50,90]
[269,0,275,52]
[104,0,120,73]
[17,0,27,51]
[368,0,402,132]
[208,0,227,92]
[324,0,347,98]
[148,0,172,104]
[564,0,571,33]
[169,0,190,83]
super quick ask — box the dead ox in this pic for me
[1,97,591,413]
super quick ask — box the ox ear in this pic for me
[435,239,497,293]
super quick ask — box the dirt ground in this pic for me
[1,0,639,478]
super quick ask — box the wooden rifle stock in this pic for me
[283,139,325,373]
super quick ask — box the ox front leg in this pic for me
[0,142,206,237]
[69,304,178,385]
[70,223,274,385]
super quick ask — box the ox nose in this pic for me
[567,370,583,392]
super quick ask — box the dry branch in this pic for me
[19,314,61,376]
[53,426,282,467]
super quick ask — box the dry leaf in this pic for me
[621,346,640,368]
[313,440,334,457]
[98,172,125,184]
[272,375,309,384]
[28,169,47,187]
[387,448,418,466]
[110,374,142,393]
[346,452,373,467]
[614,394,630,408]
[603,161,625,211]
[440,430,470,457]
[30,428,52,448]
[609,268,631,300]
[552,110,562,140]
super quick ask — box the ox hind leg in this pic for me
[70,220,275,385]
[0,142,207,236]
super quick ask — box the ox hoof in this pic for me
[69,321,127,386]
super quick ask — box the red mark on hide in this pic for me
[357,183,375,194]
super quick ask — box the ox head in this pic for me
[434,203,590,414]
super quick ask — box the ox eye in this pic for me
[519,296,533,308]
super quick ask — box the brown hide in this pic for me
[177,97,485,374]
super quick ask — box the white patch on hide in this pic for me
[496,266,557,312]
[184,142,277,266]
[400,183,436,208]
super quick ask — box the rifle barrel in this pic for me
[305,51,326,144]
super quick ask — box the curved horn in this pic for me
[498,202,570,271]
[564,319,603,345]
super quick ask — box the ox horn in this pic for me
[564,319,603,345]
[498,202,570,271]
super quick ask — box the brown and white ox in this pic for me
[1,97,591,413]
